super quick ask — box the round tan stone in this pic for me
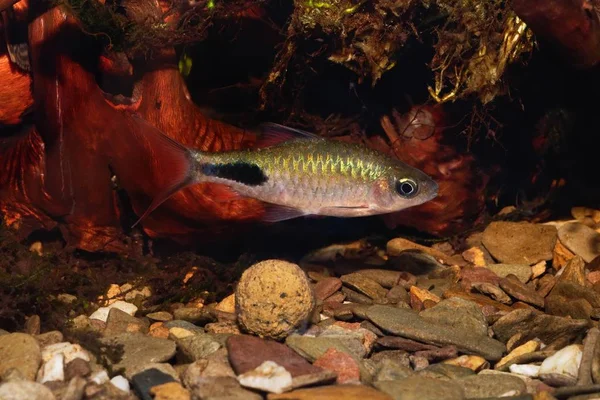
[236,260,315,340]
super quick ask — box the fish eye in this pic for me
[395,179,418,198]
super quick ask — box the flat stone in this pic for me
[370,350,411,368]
[420,298,488,337]
[285,335,365,361]
[491,309,590,345]
[164,320,204,335]
[268,384,393,400]
[0,333,42,380]
[227,335,323,377]
[442,289,513,314]
[313,348,360,384]
[386,285,409,304]
[172,308,213,325]
[482,222,557,265]
[457,373,526,398]
[387,237,459,266]
[374,358,414,382]
[495,340,541,371]
[367,305,505,360]
[557,256,586,285]
[104,308,149,336]
[546,281,600,319]
[146,312,173,322]
[460,268,502,288]
[471,282,512,304]
[313,277,342,301]
[290,370,337,389]
[499,275,545,308]
[125,362,179,381]
[341,273,388,302]
[176,334,221,362]
[486,264,532,283]
[558,222,600,262]
[421,363,475,379]
[354,269,402,288]
[100,333,176,376]
[190,376,262,400]
[0,381,56,400]
[374,376,464,400]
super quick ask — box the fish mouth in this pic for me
[422,179,439,201]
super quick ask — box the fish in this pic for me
[132,120,439,227]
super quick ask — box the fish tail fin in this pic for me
[130,116,198,228]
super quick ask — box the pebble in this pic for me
[236,259,315,340]
[42,342,90,363]
[341,273,388,302]
[164,320,204,336]
[0,381,56,400]
[496,340,541,370]
[190,376,262,400]
[104,308,149,336]
[471,282,512,304]
[499,275,545,308]
[176,334,221,362]
[227,334,323,377]
[374,358,414,381]
[367,305,505,360]
[558,222,600,262]
[215,294,236,314]
[313,348,361,384]
[89,300,139,323]
[237,360,293,394]
[172,307,213,324]
[486,264,532,283]
[457,373,527,398]
[509,364,540,377]
[409,286,440,310]
[420,297,488,337]
[25,315,41,335]
[443,355,488,371]
[131,368,177,400]
[538,344,583,386]
[313,277,343,301]
[269,384,393,400]
[89,370,110,385]
[146,312,173,322]
[354,269,402,289]
[110,375,130,393]
[125,363,180,381]
[482,221,557,265]
[0,333,42,380]
[286,334,365,361]
[35,331,64,348]
[100,333,176,376]
[38,352,64,383]
[375,376,464,400]
[149,382,190,400]
[65,358,91,380]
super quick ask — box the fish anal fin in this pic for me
[260,203,308,223]
[256,122,322,148]
[207,183,244,203]
[130,115,196,228]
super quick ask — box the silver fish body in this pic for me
[133,122,439,225]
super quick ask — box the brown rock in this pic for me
[104,308,149,337]
[65,358,91,380]
[341,273,388,302]
[35,331,64,348]
[146,312,173,322]
[268,384,393,400]
[492,308,590,345]
[396,272,418,289]
[588,271,600,285]
[553,240,575,269]
[25,315,41,336]
[409,286,440,311]
[414,345,457,362]
[443,288,512,313]
[341,287,374,304]
[387,237,460,266]
[148,322,170,339]
[227,335,323,377]
[558,222,600,263]
[204,321,241,335]
[324,291,346,303]
[499,274,545,308]
[546,281,600,319]
[313,278,342,301]
[471,282,512,304]
[386,285,409,304]
[462,247,488,267]
[377,336,439,352]
[150,382,191,400]
[354,269,402,289]
[460,267,502,289]
[557,256,586,286]
[482,221,557,265]
[313,348,360,384]
[537,274,557,298]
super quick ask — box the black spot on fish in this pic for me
[201,162,268,186]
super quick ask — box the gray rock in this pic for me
[492,309,590,345]
[124,362,179,381]
[99,333,176,376]
[176,334,221,362]
[374,358,414,382]
[367,305,505,360]
[0,333,42,380]
[0,381,56,400]
[457,373,526,398]
[419,364,475,380]
[482,222,557,265]
[374,376,465,400]
[103,308,148,337]
[370,350,411,368]
[285,335,365,361]
[172,307,214,324]
[420,298,488,337]
[189,376,262,400]
[341,273,388,302]
[163,320,205,335]
[558,222,600,263]
[486,264,532,283]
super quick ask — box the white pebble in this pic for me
[89,300,138,322]
[539,344,582,383]
[238,361,292,394]
[90,370,110,385]
[110,375,130,393]
[38,353,64,383]
[509,364,540,377]
[42,342,90,363]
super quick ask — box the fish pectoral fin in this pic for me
[260,203,308,223]
[255,122,323,148]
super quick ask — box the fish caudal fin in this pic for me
[131,115,197,228]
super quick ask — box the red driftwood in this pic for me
[512,0,600,68]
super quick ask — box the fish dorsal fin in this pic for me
[260,202,309,223]
[255,122,322,148]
